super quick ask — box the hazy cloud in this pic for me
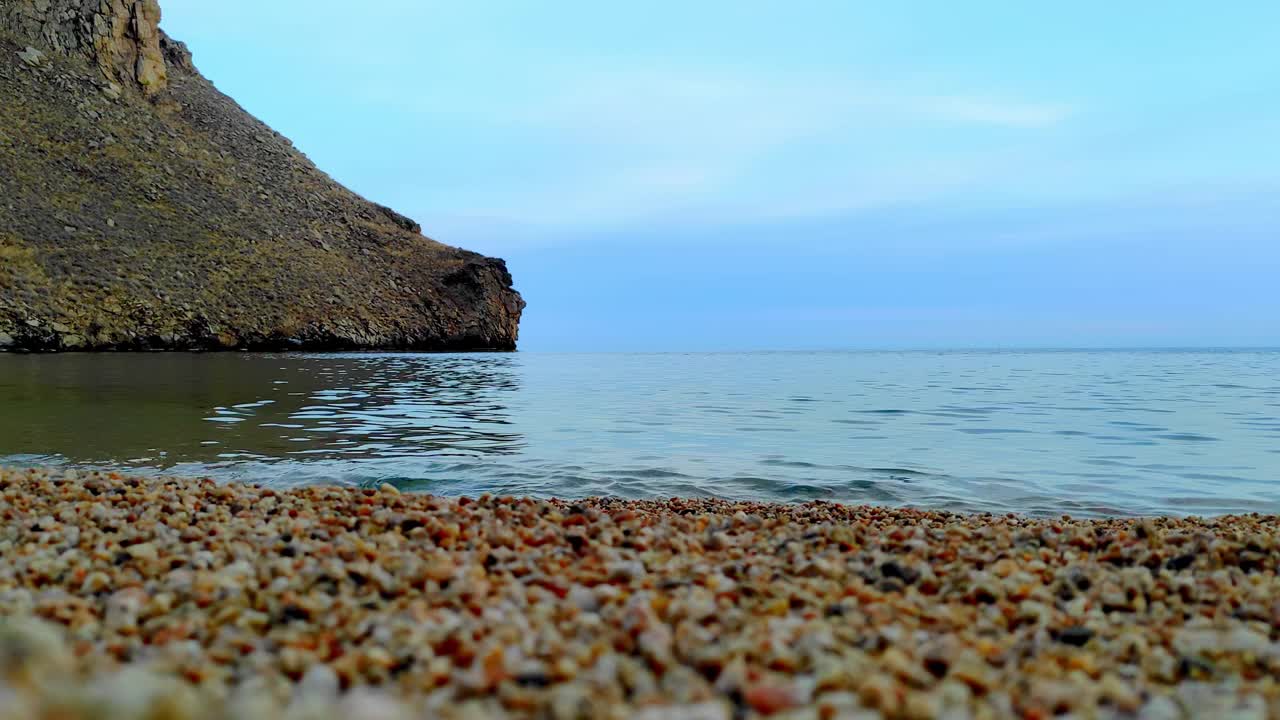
[429,66,1077,227]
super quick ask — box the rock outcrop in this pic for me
[2,0,176,95]
[0,0,524,351]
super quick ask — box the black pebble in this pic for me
[924,657,949,678]
[1057,626,1095,646]
[280,604,310,622]
[880,560,920,584]
[514,673,552,688]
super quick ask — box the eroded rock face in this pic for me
[0,0,524,351]
[2,0,171,94]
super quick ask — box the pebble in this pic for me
[0,467,1277,719]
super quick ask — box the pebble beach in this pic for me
[1,467,1278,719]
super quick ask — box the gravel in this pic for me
[1,466,1278,718]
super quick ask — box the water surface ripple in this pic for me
[1,350,1276,516]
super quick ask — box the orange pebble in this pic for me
[745,683,798,715]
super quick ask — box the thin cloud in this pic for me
[360,65,1078,232]
[520,66,1074,141]
[429,66,1075,228]
[924,96,1074,128]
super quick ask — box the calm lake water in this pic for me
[1,351,1277,516]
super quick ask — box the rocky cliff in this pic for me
[0,0,524,351]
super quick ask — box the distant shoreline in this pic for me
[2,466,1276,718]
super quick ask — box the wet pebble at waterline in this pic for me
[1,467,1279,719]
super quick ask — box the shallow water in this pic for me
[1,350,1277,516]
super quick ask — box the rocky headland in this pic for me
[0,0,524,352]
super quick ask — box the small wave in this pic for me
[1155,433,1220,442]
[1176,472,1247,483]
[957,428,1032,435]
[607,468,695,480]
[759,459,820,468]
[867,467,934,477]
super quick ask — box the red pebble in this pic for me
[745,684,797,715]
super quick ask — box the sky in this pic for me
[160,1,1280,351]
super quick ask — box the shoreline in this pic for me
[1,466,1277,718]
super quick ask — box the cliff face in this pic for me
[0,0,524,351]
[2,0,174,95]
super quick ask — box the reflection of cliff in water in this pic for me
[0,354,523,467]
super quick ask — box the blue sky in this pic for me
[162,1,1279,350]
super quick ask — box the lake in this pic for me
[1,350,1277,516]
